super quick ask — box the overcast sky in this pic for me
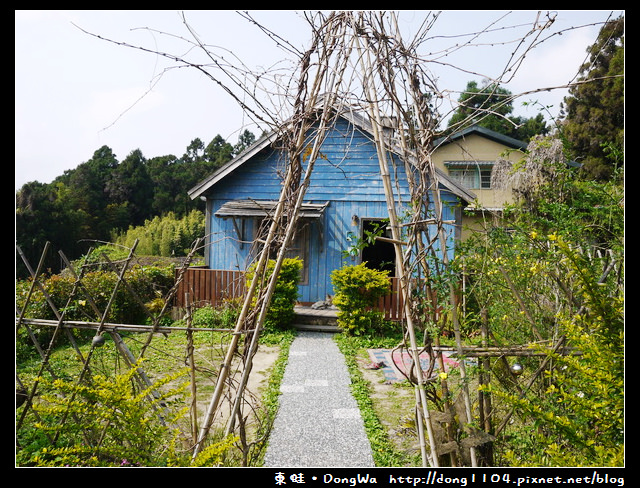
[15,10,622,191]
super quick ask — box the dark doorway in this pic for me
[361,219,396,276]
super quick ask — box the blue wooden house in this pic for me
[187,106,475,305]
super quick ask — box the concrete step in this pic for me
[293,305,340,332]
[294,307,337,323]
[292,323,341,333]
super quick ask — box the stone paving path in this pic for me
[263,331,375,467]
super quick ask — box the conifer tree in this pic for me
[560,15,624,180]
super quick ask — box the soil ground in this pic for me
[355,349,423,462]
[195,344,281,427]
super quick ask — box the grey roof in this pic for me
[215,200,329,218]
[433,124,528,151]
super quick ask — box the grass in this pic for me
[253,329,295,466]
[335,333,413,467]
[16,323,296,467]
[17,321,424,467]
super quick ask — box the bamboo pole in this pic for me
[185,293,199,442]
[58,246,158,396]
[479,308,494,465]
[498,265,544,341]
[193,15,348,458]
[191,158,291,458]
[432,333,459,466]
[18,317,241,334]
[223,13,350,443]
[392,21,480,462]
[15,243,50,335]
[353,20,439,466]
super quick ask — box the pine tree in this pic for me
[561,16,624,180]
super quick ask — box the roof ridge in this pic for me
[188,101,477,203]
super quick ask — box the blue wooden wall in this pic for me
[204,117,460,303]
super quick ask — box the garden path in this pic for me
[263,331,374,467]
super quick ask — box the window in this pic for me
[286,221,310,285]
[480,169,492,189]
[253,217,310,285]
[449,169,477,189]
[447,162,493,190]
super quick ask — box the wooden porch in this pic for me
[174,268,405,321]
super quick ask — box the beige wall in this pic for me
[432,133,526,239]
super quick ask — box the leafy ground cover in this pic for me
[15,323,293,467]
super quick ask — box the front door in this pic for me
[360,219,395,275]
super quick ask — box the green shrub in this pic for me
[16,362,237,467]
[245,257,302,331]
[189,302,239,328]
[16,265,175,359]
[16,265,173,324]
[331,263,391,335]
[81,244,131,269]
[477,236,624,467]
[456,171,624,466]
[190,304,218,328]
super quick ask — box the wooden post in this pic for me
[479,308,494,465]
[185,293,199,443]
[354,27,439,466]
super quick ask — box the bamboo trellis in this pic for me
[188,11,491,466]
[16,238,203,431]
[16,236,278,465]
[192,13,355,458]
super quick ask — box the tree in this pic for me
[204,134,234,169]
[510,113,548,143]
[16,146,122,277]
[182,137,205,164]
[15,181,76,277]
[56,145,120,239]
[147,154,182,216]
[560,16,624,180]
[105,149,153,228]
[446,80,548,142]
[233,129,256,155]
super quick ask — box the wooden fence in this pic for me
[374,276,404,321]
[174,268,245,309]
[174,268,405,321]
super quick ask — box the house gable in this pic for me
[431,125,528,240]
[204,117,402,203]
[433,126,526,204]
[191,112,468,303]
[190,110,475,204]
[433,125,528,153]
